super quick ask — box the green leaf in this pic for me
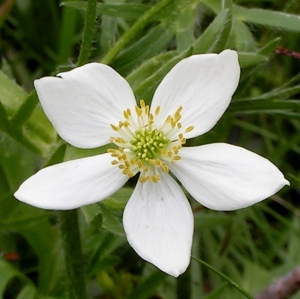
[101,0,173,65]
[81,185,133,235]
[200,0,220,12]
[81,186,132,232]
[0,71,56,156]
[229,99,300,117]
[96,2,149,19]
[44,142,67,167]
[222,0,232,10]
[10,90,39,128]
[232,20,256,52]
[246,75,300,101]
[127,50,190,103]
[64,143,111,160]
[192,256,254,299]
[0,259,18,295]
[81,203,103,228]
[234,6,300,32]
[233,120,278,143]
[20,104,57,156]
[0,192,64,294]
[57,0,80,65]
[16,285,36,299]
[175,4,196,51]
[238,52,268,68]
[18,219,65,294]
[63,1,150,19]
[0,70,28,115]
[0,101,11,134]
[0,132,41,197]
[203,283,229,299]
[192,9,232,54]
[104,187,132,210]
[201,1,300,32]
[258,37,281,56]
[99,0,122,55]
[112,24,175,75]
[127,271,167,299]
[98,203,124,236]
[0,258,33,297]
[0,259,59,299]
[126,51,177,94]
[194,214,233,230]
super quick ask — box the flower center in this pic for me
[130,128,170,163]
[108,100,193,183]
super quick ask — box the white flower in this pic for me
[14,50,289,277]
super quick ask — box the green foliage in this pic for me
[1,0,300,298]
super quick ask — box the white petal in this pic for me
[14,153,128,210]
[170,144,289,211]
[123,171,193,277]
[150,50,240,139]
[34,63,136,148]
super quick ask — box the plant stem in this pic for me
[58,2,97,298]
[191,256,253,299]
[59,210,87,299]
[176,266,191,299]
[77,0,97,66]
[101,0,173,65]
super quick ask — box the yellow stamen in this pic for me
[155,106,160,115]
[185,125,194,133]
[108,102,191,183]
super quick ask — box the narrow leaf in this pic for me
[192,9,232,54]
[229,99,300,117]
[127,271,167,299]
[238,52,268,68]
[234,6,300,32]
[192,256,254,299]
[62,1,150,19]
[258,37,281,56]
[10,91,39,128]
[16,285,36,299]
[0,70,27,115]
[112,24,175,75]
[0,101,11,133]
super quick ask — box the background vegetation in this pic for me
[0,0,300,298]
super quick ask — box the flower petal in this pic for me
[123,171,193,277]
[170,144,289,211]
[34,63,136,148]
[14,153,128,210]
[150,50,240,139]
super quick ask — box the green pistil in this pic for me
[131,129,170,162]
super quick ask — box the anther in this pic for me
[108,103,187,183]
[185,126,194,133]
[140,99,146,108]
[111,124,119,131]
[155,106,160,115]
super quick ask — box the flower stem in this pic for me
[176,266,191,299]
[77,0,97,66]
[101,0,173,65]
[59,209,87,299]
[59,2,97,298]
